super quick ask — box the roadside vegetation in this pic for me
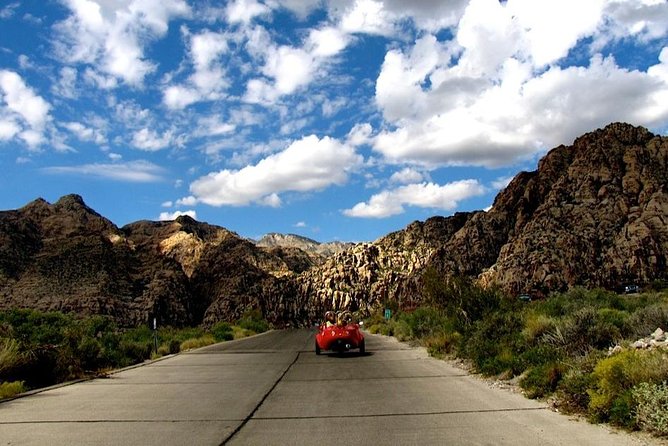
[0,308,270,399]
[366,271,668,436]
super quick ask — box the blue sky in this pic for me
[1,0,667,242]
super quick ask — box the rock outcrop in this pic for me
[294,123,667,312]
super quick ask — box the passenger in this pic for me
[324,311,336,327]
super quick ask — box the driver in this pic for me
[324,311,336,327]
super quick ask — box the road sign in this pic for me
[384,308,391,320]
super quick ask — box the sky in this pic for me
[1,0,667,242]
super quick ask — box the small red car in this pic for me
[315,311,365,354]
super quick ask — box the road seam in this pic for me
[250,406,548,421]
[219,351,301,445]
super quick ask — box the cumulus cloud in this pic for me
[0,70,51,147]
[389,167,425,184]
[226,0,270,24]
[54,0,190,86]
[163,29,230,109]
[62,121,106,144]
[344,180,486,218]
[132,128,173,151]
[371,0,668,168]
[43,160,165,182]
[187,134,363,206]
[159,210,197,220]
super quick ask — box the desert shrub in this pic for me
[237,310,269,334]
[543,307,620,356]
[210,321,233,342]
[633,381,668,436]
[422,271,503,331]
[625,304,668,338]
[554,350,606,413]
[391,319,412,342]
[588,349,668,426]
[180,334,215,351]
[0,337,22,375]
[521,362,567,399]
[522,313,558,343]
[119,340,152,364]
[463,311,526,376]
[424,331,462,358]
[403,307,450,339]
[0,380,26,399]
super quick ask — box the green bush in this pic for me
[403,307,450,339]
[520,362,567,399]
[633,381,668,436]
[0,337,22,375]
[237,310,269,334]
[588,349,668,426]
[463,311,526,376]
[625,304,668,338]
[0,380,26,399]
[211,321,233,342]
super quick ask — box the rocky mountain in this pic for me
[0,123,666,326]
[255,233,352,266]
[297,123,667,314]
[0,197,307,327]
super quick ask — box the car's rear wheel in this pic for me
[359,339,365,354]
[315,340,321,355]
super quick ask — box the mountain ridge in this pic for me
[1,122,666,325]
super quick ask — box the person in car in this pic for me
[324,311,336,327]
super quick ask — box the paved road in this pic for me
[0,330,652,445]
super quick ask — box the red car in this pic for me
[315,311,365,354]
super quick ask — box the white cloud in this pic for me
[271,0,322,19]
[195,115,236,137]
[163,29,229,109]
[307,26,348,57]
[389,167,424,184]
[344,180,486,218]
[0,2,19,19]
[346,122,373,146]
[62,121,106,144]
[52,67,79,99]
[0,70,51,147]
[54,0,190,86]
[0,120,20,140]
[371,1,668,168]
[188,134,362,206]
[43,160,165,182]
[504,0,606,67]
[159,210,197,220]
[338,0,396,36]
[132,128,174,151]
[226,0,270,24]
[294,221,307,228]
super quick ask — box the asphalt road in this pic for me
[0,329,654,445]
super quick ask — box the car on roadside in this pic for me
[624,284,640,294]
[315,311,365,355]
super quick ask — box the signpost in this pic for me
[152,317,158,354]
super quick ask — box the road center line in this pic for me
[219,351,301,445]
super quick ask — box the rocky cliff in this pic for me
[0,123,666,325]
[297,123,667,313]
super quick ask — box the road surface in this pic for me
[0,329,653,445]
